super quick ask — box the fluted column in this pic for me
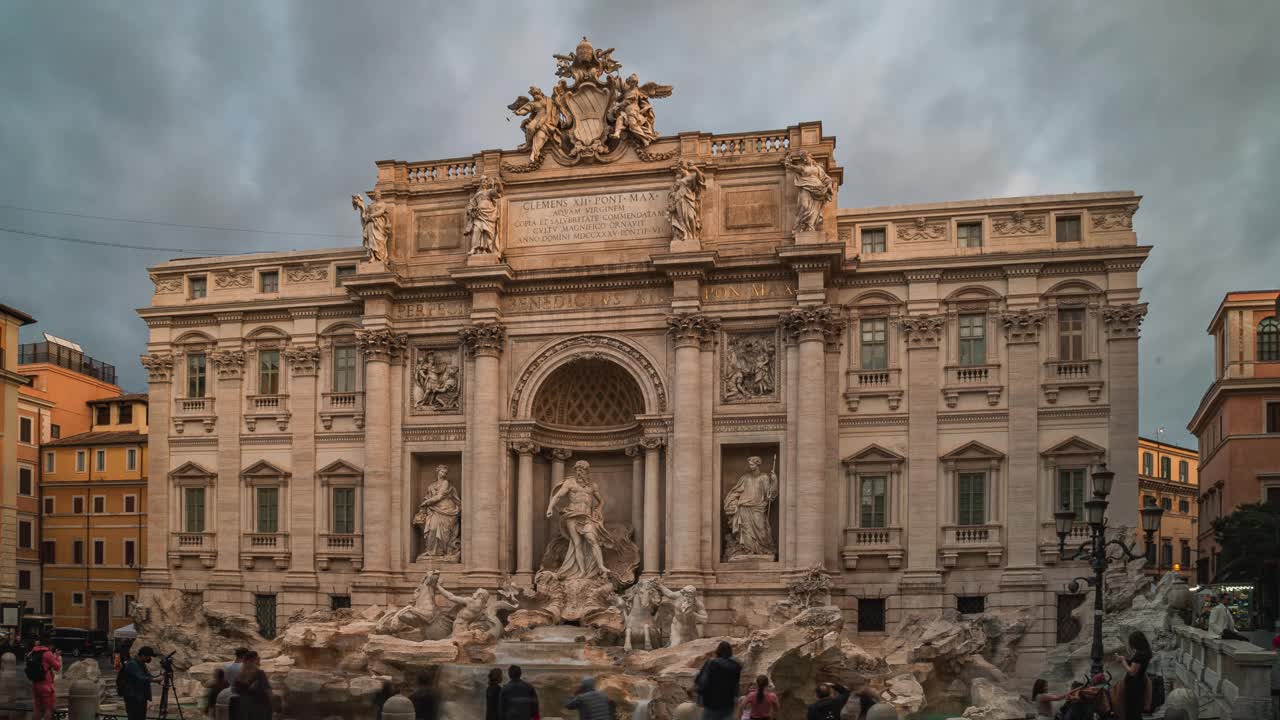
[665,313,718,580]
[513,441,539,580]
[355,329,407,574]
[641,437,665,576]
[460,322,506,579]
[780,306,840,568]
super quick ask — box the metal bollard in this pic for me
[381,695,415,720]
[866,703,899,720]
[215,686,235,720]
[69,678,98,720]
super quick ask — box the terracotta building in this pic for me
[0,303,37,605]
[1190,290,1280,583]
[136,41,1151,672]
[16,390,54,611]
[39,393,148,631]
[1136,436,1197,578]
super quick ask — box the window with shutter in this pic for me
[257,487,279,533]
[333,487,355,534]
[957,472,986,526]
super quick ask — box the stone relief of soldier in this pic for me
[464,175,504,257]
[657,582,707,647]
[668,160,706,246]
[351,189,391,263]
[414,465,461,561]
[723,336,776,401]
[784,152,835,233]
[723,455,779,561]
[507,86,564,163]
[413,349,461,412]
[609,73,672,147]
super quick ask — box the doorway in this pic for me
[94,599,111,633]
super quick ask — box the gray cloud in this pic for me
[2,0,1277,446]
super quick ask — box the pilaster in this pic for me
[460,321,507,582]
[140,353,175,587]
[1103,303,1147,535]
[898,314,944,587]
[284,345,319,580]
[999,310,1047,581]
[664,312,717,582]
[210,348,245,579]
[356,328,408,579]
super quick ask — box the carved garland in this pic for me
[991,211,1047,237]
[896,217,946,242]
[151,276,183,294]
[285,264,328,283]
[509,334,668,417]
[1091,206,1137,231]
[213,268,252,289]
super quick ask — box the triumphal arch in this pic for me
[139,38,1149,670]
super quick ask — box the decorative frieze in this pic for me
[402,425,467,443]
[896,217,946,242]
[666,312,720,348]
[209,350,246,379]
[213,268,252,289]
[151,275,183,294]
[356,328,409,362]
[285,264,328,283]
[838,414,909,428]
[999,309,1047,344]
[722,333,778,403]
[283,346,321,377]
[412,347,462,413]
[1102,303,1148,339]
[458,322,507,357]
[779,305,842,347]
[140,353,175,383]
[712,413,787,433]
[1091,206,1137,231]
[991,211,1046,236]
[897,314,945,348]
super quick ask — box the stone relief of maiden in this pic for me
[414,464,461,561]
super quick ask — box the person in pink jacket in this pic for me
[29,633,62,720]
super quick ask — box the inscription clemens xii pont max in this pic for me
[508,190,669,247]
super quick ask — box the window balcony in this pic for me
[1038,520,1090,564]
[320,391,365,430]
[839,526,904,569]
[172,397,216,434]
[1042,359,1103,403]
[942,364,1003,408]
[317,533,364,571]
[240,532,291,570]
[245,394,290,432]
[167,531,217,568]
[843,368,903,411]
[940,524,1003,567]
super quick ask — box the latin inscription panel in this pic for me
[504,287,670,313]
[396,299,469,319]
[508,190,669,248]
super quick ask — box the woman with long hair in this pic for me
[1030,678,1069,720]
[485,667,503,720]
[736,675,779,720]
[1111,630,1153,720]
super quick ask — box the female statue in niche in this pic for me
[545,460,613,580]
[722,455,778,560]
[415,465,461,560]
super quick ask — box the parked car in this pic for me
[48,628,108,656]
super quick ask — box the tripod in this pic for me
[156,653,185,720]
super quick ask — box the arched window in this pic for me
[1259,317,1280,361]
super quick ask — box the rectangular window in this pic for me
[1058,308,1086,361]
[50,423,60,439]
[124,595,136,616]
[258,350,281,395]
[1160,456,1171,479]
[73,540,84,565]
[335,265,356,286]
[1142,452,1153,476]
[333,487,356,534]
[18,570,31,590]
[18,521,32,548]
[1161,497,1172,511]
[1179,499,1189,514]
[19,467,33,496]
[42,541,55,564]
[184,488,206,533]
[859,476,888,528]
[1058,468,1087,519]
[330,595,352,610]
[957,595,986,615]
[93,496,105,514]
[1056,215,1081,243]
[124,496,136,513]
[1181,542,1191,568]
[1142,494,1156,508]
[260,270,279,293]
[957,472,986,526]
[73,496,84,514]
[255,594,278,640]
[95,449,106,472]
[45,452,54,473]
[76,451,86,473]
[119,403,132,424]
[93,540,105,565]
[861,227,886,254]
[1267,402,1280,434]
[1178,460,1188,482]
[333,346,358,392]
[1161,541,1173,568]
[124,540,136,567]
[72,592,84,606]
[19,416,33,443]
[857,598,886,632]
[957,222,983,248]
[44,592,53,614]
[189,275,207,299]
[43,497,54,515]
[187,353,207,398]
[127,448,137,471]
[860,318,888,370]
[958,314,986,366]
[257,487,279,533]
[96,405,111,427]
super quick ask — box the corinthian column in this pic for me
[665,313,718,581]
[640,436,665,577]
[512,441,540,581]
[460,321,507,580]
[355,328,407,574]
[780,306,841,568]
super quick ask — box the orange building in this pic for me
[1136,436,1198,578]
[16,390,54,611]
[1189,290,1280,584]
[40,394,148,631]
[1,303,37,605]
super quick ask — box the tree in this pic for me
[1212,502,1280,627]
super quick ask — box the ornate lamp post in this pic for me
[1055,464,1163,675]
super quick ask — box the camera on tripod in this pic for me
[159,650,177,674]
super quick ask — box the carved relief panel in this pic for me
[721,331,779,404]
[410,345,463,415]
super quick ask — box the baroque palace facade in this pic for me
[137,40,1148,669]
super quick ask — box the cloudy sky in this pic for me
[2,1,1277,445]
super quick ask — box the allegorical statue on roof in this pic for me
[506,37,673,167]
[351,189,391,263]
[464,175,504,257]
[668,161,706,246]
[785,152,835,233]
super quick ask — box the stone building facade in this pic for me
[137,41,1149,669]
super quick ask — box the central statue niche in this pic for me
[531,357,645,430]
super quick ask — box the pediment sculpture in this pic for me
[506,37,674,168]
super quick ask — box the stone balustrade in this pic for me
[840,526,904,570]
[240,532,291,570]
[1167,624,1277,720]
[1042,358,1104,403]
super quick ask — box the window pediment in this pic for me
[843,443,905,469]
[242,459,291,485]
[1041,436,1106,459]
[941,440,1005,462]
[169,461,216,486]
[318,459,364,486]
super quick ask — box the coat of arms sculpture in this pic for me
[506,37,675,169]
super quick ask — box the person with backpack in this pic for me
[120,645,158,720]
[26,633,61,720]
[693,641,742,720]
[805,682,850,720]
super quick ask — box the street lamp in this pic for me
[1056,463,1163,676]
